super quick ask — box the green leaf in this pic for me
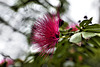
[51,39,72,67]
[87,36,100,48]
[76,25,81,30]
[83,24,100,33]
[91,36,100,46]
[85,49,100,67]
[85,17,92,26]
[88,37,100,48]
[82,32,97,39]
[60,22,68,29]
[96,33,100,36]
[79,17,92,27]
[69,33,82,43]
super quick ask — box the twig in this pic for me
[0,17,26,36]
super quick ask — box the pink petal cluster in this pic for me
[66,23,78,31]
[0,58,14,67]
[0,59,5,64]
[31,13,60,56]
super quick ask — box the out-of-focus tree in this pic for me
[99,0,100,23]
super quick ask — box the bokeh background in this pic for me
[0,0,100,67]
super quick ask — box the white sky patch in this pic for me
[67,0,99,23]
[30,44,41,53]
[0,24,29,61]
[47,0,60,7]
[49,7,57,14]
[0,0,18,6]
[0,55,4,63]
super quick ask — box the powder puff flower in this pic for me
[66,23,78,31]
[31,13,61,56]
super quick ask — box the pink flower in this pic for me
[0,58,14,67]
[6,58,14,67]
[0,59,5,64]
[66,23,78,31]
[31,13,60,56]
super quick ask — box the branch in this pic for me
[11,0,48,11]
[0,17,27,36]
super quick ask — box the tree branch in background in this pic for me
[0,17,26,36]
[45,0,55,8]
[98,0,100,24]
[11,0,48,11]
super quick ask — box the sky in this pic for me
[67,0,99,23]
